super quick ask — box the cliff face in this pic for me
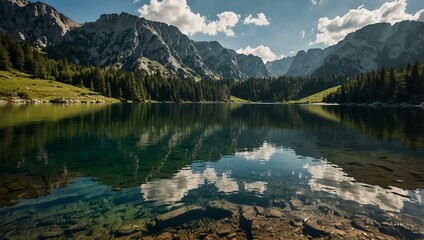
[52,13,270,79]
[266,57,294,76]
[0,0,80,48]
[0,0,271,79]
[286,21,424,77]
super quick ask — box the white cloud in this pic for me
[236,45,278,63]
[203,11,240,37]
[137,0,240,37]
[307,162,424,212]
[289,50,296,55]
[312,0,424,46]
[301,30,305,38]
[244,181,267,194]
[236,142,277,160]
[141,167,239,205]
[310,0,323,5]
[243,12,270,26]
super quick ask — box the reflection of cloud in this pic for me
[307,162,423,212]
[140,167,238,205]
[244,181,267,194]
[216,173,239,193]
[237,142,276,162]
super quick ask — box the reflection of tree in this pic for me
[0,104,423,207]
[320,106,424,150]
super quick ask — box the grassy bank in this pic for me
[288,86,341,104]
[0,70,119,103]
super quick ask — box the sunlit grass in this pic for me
[289,85,341,104]
[0,70,119,103]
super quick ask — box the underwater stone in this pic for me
[266,207,283,218]
[241,205,257,221]
[38,227,64,239]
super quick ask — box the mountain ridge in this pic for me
[0,1,270,80]
[285,21,424,77]
[1,0,423,79]
[0,0,80,48]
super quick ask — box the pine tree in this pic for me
[0,43,11,71]
[93,65,105,94]
[8,42,24,71]
[22,42,34,73]
[387,68,396,101]
[106,81,112,97]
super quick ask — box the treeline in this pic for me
[230,75,346,102]
[324,63,424,104]
[0,32,229,102]
[1,32,352,103]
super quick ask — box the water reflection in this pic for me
[236,142,277,162]
[0,103,423,239]
[140,166,239,206]
[307,161,424,212]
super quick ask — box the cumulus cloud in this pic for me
[236,45,279,63]
[243,12,270,26]
[312,0,424,46]
[203,11,240,37]
[137,0,240,37]
[301,30,305,38]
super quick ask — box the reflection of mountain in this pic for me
[0,104,423,207]
[307,161,424,212]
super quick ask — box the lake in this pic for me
[0,103,423,239]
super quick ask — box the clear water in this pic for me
[0,103,423,239]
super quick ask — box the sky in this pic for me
[41,0,424,62]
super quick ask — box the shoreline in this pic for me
[1,98,423,108]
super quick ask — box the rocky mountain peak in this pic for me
[0,0,80,48]
[5,0,28,7]
[285,20,424,77]
[266,56,294,76]
[1,0,270,79]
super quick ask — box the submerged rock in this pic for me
[38,227,64,239]
[115,224,141,237]
[156,205,203,222]
[241,205,257,221]
[303,220,330,238]
[216,223,234,236]
[266,207,283,218]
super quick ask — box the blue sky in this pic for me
[42,0,424,62]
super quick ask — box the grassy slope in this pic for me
[0,70,119,103]
[289,85,341,104]
[230,95,249,103]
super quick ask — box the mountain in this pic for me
[0,1,269,79]
[314,21,424,76]
[52,13,270,79]
[265,56,294,76]
[193,41,269,78]
[286,21,424,77]
[285,49,325,77]
[0,0,80,48]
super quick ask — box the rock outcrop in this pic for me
[286,21,424,77]
[0,0,80,48]
[266,56,294,76]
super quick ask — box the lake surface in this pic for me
[0,103,423,239]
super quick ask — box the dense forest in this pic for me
[324,63,424,104]
[4,32,421,104]
[230,75,346,102]
[1,32,346,103]
[0,33,229,102]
